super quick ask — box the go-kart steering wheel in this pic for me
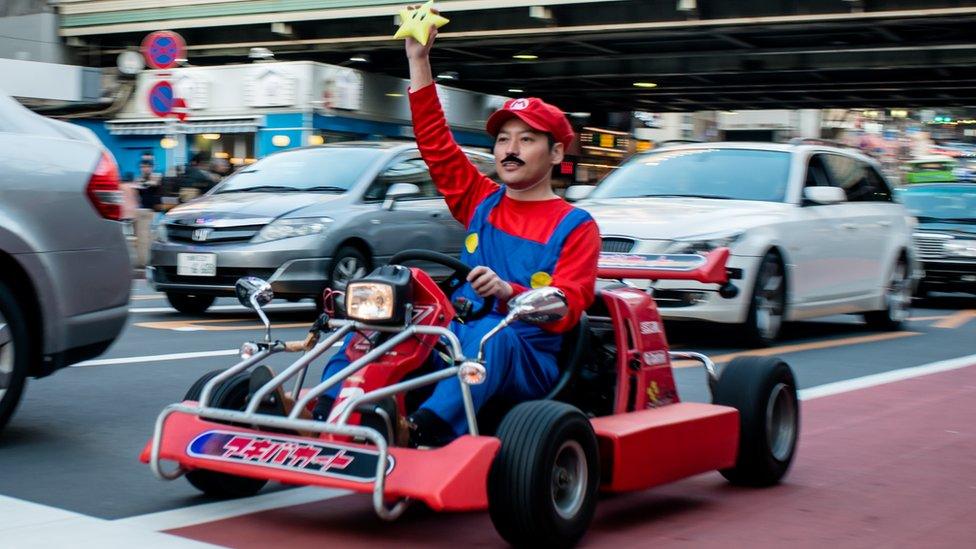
[388,249,496,321]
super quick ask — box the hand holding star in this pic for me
[394,1,449,47]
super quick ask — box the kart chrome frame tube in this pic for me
[668,351,719,395]
[244,324,354,415]
[149,403,409,520]
[198,348,275,407]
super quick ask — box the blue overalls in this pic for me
[319,188,593,435]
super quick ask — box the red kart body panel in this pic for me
[140,410,500,511]
[591,403,739,492]
[598,285,679,413]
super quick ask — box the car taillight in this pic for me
[86,152,123,221]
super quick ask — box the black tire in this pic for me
[488,401,600,548]
[166,292,216,315]
[328,246,369,291]
[741,253,787,347]
[863,258,910,331]
[0,280,30,433]
[712,356,799,487]
[182,369,268,498]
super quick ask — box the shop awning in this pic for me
[106,116,264,135]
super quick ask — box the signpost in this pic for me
[141,31,189,175]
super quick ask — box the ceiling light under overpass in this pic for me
[349,54,370,63]
[513,53,539,60]
[437,71,459,81]
[633,82,658,88]
[508,88,524,93]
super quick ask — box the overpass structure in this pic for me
[55,0,976,112]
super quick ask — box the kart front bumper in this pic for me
[140,410,500,512]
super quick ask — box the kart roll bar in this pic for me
[597,247,731,284]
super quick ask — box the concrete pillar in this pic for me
[133,209,155,268]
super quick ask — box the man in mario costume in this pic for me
[312,7,600,446]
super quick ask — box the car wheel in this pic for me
[713,356,799,487]
[165,292,216,315]
[742,253,786,347]
[329,246,369,290]
[0,280,30,433]
[488,400,600,548]
[182,369,269,498]
[864,259,910,330]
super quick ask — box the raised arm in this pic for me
[406,24,498,226]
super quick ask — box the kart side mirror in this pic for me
[236,276,274,341]
[507,287,569,324]
[564,185,595,202]
[383,183,422,210]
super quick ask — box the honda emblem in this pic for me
[192,228,212,241]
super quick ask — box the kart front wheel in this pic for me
[182,369,269,498]
[488,401,600,548]
[713,356,799,486]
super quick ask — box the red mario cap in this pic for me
[486,97,575,149]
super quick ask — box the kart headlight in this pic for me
[946,239,976,258]
[665,231,743,255]
[252,217,333,243]
[344,265,413,324]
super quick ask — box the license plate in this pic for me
[177,253,217,277]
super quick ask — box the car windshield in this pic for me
[589,148,791,202]
[896,187,976,221]
[214,148,384,194]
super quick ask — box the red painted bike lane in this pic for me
[168,364,976,548]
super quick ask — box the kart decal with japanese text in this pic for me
[187,430,394,483]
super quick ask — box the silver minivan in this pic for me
[0,89,131,432]
[149,142,496,313]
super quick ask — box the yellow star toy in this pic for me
[394,1,449,46]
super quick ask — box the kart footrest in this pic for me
[591,402,739,492]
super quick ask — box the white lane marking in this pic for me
[73,349,239,367]
[130,303,316,314]
[72,342,344,368]
[0,495,219,547]
[798,352,976,400]
[117,355,976,533]
[115,487,349,532]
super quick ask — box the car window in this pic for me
[895,187,976,221]
[214,148,382,193]
[363,158,437,202]
[805,155,832,188]
[589,148,791,202]
[822,154,890,202]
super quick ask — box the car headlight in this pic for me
[252,217,333,243]
[946,239,976,258]
[153,223,168,243]
[664,232,743,255]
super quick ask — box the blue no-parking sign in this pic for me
[141,31,185,70]
[148,81,175,118]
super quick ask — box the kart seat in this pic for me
[544,313,590,401]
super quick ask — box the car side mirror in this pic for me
[383,183,421,210]
[236,276,274,341]
[803,186,847,205]
[506,287,569,324]
[564,185,596,202]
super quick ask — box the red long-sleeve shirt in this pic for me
[409,83,600,333]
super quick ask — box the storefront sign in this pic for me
[321,67,363,111]
[245,67,297,107]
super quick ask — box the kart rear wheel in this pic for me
[488,401,599,548]
[182,369,269,498]
[713,356,799,486]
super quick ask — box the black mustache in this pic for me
[501,155,525,166]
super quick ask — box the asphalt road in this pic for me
[1,280,974,522]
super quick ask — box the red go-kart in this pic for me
[142,248,799,547]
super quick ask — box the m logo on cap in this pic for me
[509,98,530,110]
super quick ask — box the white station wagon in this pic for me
[571,141,918,346]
